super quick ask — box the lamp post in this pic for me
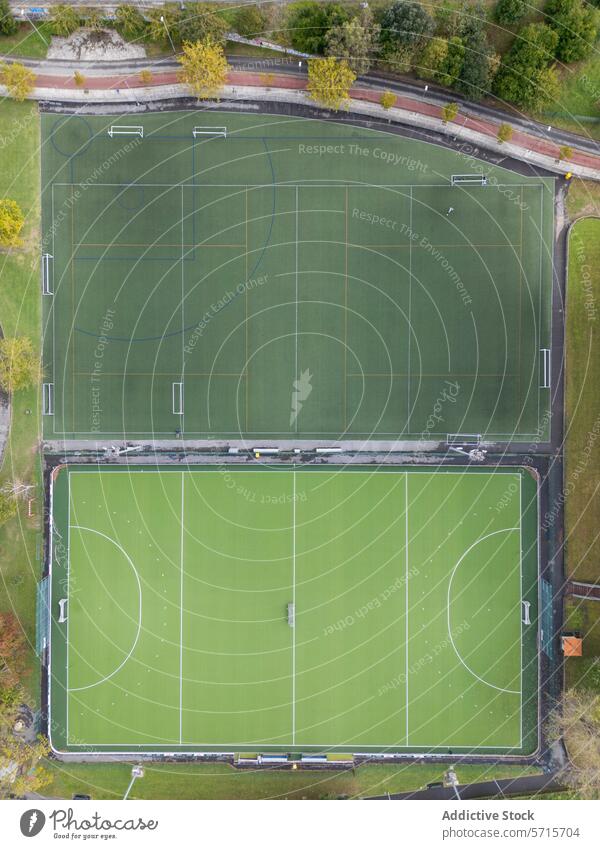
[123,765,144,800]
[160,15,176,54]
[444,767,461,801]
[20,8,48,46]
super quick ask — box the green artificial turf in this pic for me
[49,464,538,755]
[40,111,554,442]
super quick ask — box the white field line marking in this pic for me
[68,526,142,693]
[446,527,521,695]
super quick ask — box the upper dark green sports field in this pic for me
[41,111,554,441]
[49,464,538,755]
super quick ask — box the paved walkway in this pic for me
[366,772,565,800]
[8,66,599,179]
[565,580,600,601]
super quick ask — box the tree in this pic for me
[51,4,80,37]
[494,0,527,25]
[456,4,493,101]
[379,90,397,110]
[437,36,465,87]
[0,698,50,799]
[493,23,560,110]
[286,1,349,55]
[325,7,380,75]
[497,122,514,142]
[178,2,228,46]
[0,62,35,102]
[442,100,460,122]
[434,0,463,36]
[0,337,39,393]
[547,688,600,799]
[147,4,183,45]
[545,0,598,63]
[0,612,27,684]
[380,0,435,51]
[559,144,574,160]
[0,199,25,247]
[235,4,268,38]
[0,493,17,528]
[307,56,356,109]
[0,0,18,36]
[115,5,147,40]
[73,71,85,87]
[178,36,229,99]
[139,69,153,84]
[416,36,449,81]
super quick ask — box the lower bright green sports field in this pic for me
[41,111,554,442]
[49,465,538,755]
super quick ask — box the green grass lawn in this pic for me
[0,101,42,699]
[566,179,600,220]
[563,597,600,689]
[41,759,540,800]
[564,217,600,582]
[0,22,52,60]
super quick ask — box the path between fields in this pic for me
[3,66,600,180]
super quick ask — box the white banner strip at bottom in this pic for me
[1,799,597,848]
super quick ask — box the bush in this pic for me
[0,0,18,36]
[380,0,434,50]
[0,199,25,246]
[51,4,80,37]
[0,337,39,392]
[545,0,598,63]
[286,1,349,54]
[235,4,268,38]
[497,122,513,142]
[494,0,527,25]
[115,5,147,40]
[442,100,459,122]
[379,90,397,109]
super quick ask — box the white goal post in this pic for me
[522,600,531,625]
[451,174,488,186]
[58,598,67,623]
[192,127,227,138]
[108,125,143,138]
[287,603,295,628]
[42,383,54,416]
[42,253,53,295]
[172,382,183,415]
[540,348,551,388]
